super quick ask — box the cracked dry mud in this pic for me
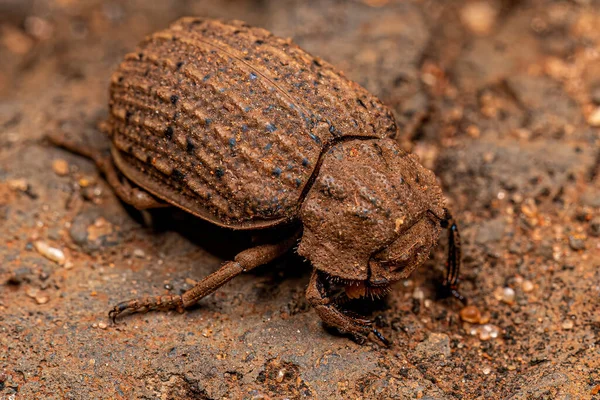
[1,0,599,399]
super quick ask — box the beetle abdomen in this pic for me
[107,18,397,228]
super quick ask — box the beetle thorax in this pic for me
[297,138,445,283]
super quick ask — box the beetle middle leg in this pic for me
[306,270,390,346]
[48,132,166,210]
[109,231,301,322]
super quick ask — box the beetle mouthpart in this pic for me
[345,281,367,299]
[343,280,391,300]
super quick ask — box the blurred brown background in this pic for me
[0,0,599,398]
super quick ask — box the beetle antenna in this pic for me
[440,208,465,303]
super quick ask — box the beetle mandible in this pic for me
[49,18,464,345]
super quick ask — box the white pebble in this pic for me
[482,367,491,375]
[412,287,425,300]
[501,287,515,304]
[561,320,574,330]
[33,241,65,265]
[471,324,500,341]
[133,248,146,258]
[479,330,491,341]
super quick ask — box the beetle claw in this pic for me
[370,328,391,347]
[449,287,467,304]
[438,281,467,305]
[351,327,391,347]
[109,309,118,324]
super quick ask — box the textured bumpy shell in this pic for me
[107,18,397,228]
[298,138,445,280]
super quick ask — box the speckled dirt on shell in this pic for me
[0,1,599,399]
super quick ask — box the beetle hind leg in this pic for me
[306,270,390,347]
[48,132,166,210]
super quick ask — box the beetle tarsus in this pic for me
[108,295,185,323]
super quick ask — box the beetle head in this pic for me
[298,138,445,296]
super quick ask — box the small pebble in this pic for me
[494,286,516,304]
[35,295,49,304]
[33,241,66,265]
[78,176,95,187]
[479,329,491,341]
[7,178,28,192]
[482,367,491,375]
[522,280,534,292]
[25,16,53,40]
[276,369,286,383]
[460,305,482,323]
[98,322,108,329]
[186,278,198,286]
[52,159,69,176]
[3,25,34,54]
[501,287,515,304]
[587,107,600,127]
[471,324,500,341]
[412,287,425,301]
[568,235,586,251]
[460,1,498,35]
[479,312,491,325]
[561,320,574,330]
[86,217,114,241]
[133,248,146,258]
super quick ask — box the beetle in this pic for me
[49,18,463,345]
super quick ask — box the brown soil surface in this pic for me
[1,1,599,399]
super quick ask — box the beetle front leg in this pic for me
[306,270,390,346]
[109,232,301,322]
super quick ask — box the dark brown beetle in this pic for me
[50,18,463,345]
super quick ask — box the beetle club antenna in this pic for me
[430,208,465,303]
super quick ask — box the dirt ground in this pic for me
[1,0,599,398]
